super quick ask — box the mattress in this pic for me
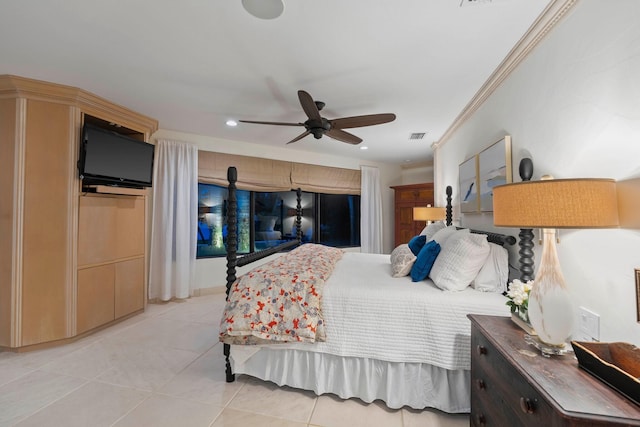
[242,251,508,370]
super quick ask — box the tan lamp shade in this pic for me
[413,206,446,222]
[493,178,619,228]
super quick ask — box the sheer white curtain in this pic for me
[360,165,383,253]
[149,139,198,301]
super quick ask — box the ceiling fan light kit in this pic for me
[240,90,396,145]
[241,0,284,20]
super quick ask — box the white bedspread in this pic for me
[259,251,509,370]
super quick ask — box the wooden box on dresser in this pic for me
[468,315,640,426]
[0,75,157,350]
[390,183,434,248]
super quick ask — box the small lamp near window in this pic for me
[493,177,618,354]
[413,205,446,224]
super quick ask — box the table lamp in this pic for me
[413,205,446,224]
[493,177,618,353]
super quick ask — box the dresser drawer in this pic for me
[471,326,557,426]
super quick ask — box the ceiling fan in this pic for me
[239,90,396,145]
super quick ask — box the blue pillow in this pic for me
[411,240,441,282]
[408,234,427,255]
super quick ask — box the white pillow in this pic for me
[472,243,509,293]
[430,225,462,246]
[420,221,446,241]
[429,231,490,291]
[390,244,416,277]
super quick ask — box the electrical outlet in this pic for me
[577,307,600,341]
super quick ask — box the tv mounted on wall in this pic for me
[78,123,155,189]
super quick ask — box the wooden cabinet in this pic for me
[0,75,157,349]
[390,183,434,247]
[469,315,640,426]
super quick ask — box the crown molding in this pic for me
[433,0,578,150]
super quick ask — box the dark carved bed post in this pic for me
[445,186,453,226]
[518,159,535,282]
[224,166,237,383]
[295,188,302,241]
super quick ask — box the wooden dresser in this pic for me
[390,183,434,247]
[469,315,640,426]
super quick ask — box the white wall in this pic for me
[434,1,640,345]
[152,129,406,291]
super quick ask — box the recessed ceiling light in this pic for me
[360,146,368,150]
[226,120,238,127]
[242,0,284,20]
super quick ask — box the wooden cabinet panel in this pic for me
[115,257,144,318]
[115,197,145,259]
[390,183,434,248]
[78,194,144,266]
[78,195,118,266]
[21,100,73,345]
[0,98,16,347]
[78,193,145,329]
[77,264,115,334]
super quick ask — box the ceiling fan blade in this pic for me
[239,120,304,127]
[325,129,362,145]
[330,113,396,130]
[286,130,311,144]
[298,90,322,123]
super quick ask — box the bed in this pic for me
[219,166,517,413]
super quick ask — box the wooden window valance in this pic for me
[198,151,361,195]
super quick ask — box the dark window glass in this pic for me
[196,183,250,258]
[254,191,315,250]
[197,183,360,258]
[318,194,361,247]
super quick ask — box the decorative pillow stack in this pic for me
[391,225,507,293]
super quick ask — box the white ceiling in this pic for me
[0,0,550,165]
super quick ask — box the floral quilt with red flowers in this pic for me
[219,243,344,345]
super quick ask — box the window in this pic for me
[197,183,250,258]
[318,194,360,247]
[197,184,360,258]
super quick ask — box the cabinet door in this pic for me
[77,264,115,334]
[78,196,118,266]
[115,257,144,318]
[115,197,145,259]
[395,205,416,247]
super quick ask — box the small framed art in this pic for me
[478,135,512,212]
[459,155,479,213]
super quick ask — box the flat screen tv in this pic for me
[78,123,155,188]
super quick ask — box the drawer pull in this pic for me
[475,414,486,426]
[519,397,535,414]
[476,379,486,390]
[477,345,487,355]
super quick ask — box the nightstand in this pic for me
[468,314,640,426]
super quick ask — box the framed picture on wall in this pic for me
[636,269,640,322]
[478,135,512,212]
[459,155,479,213]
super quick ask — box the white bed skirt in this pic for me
[231,347,471,413]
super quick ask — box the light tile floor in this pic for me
[0,292,469,427]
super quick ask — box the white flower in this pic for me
[506,279,534,309]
